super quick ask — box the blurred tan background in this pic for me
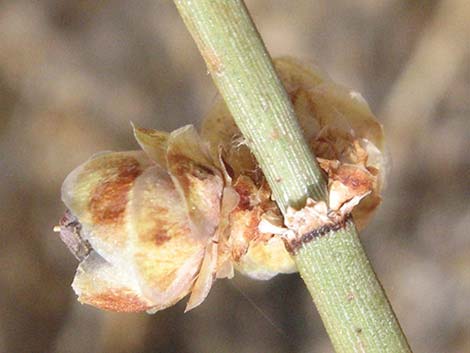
[1,0,469,352]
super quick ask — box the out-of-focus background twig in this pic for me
[0,1,469,352]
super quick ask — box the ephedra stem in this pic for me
[173,1,412,352]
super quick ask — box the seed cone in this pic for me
[58,58,386,312]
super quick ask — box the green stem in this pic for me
[295,219,411,352]
[173,1,411,352]
[174,0,327,213]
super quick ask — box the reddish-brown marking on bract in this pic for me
[246,210,261,240]
[335,166,372,194]
[81,290,149,312]
[168,154,214,192]
[89,157,142,225]
[229,208,262,261]
[140,220,172,244]
[139,203,190,245]
[312,136,340,161]
[153,206,169,215]
[233,177,256,211]
[288,88,302,105]
[154,232,171,246]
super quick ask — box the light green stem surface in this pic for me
[173,1,411,352]
[295,219,411,352]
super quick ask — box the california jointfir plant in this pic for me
[56,1,412,352]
